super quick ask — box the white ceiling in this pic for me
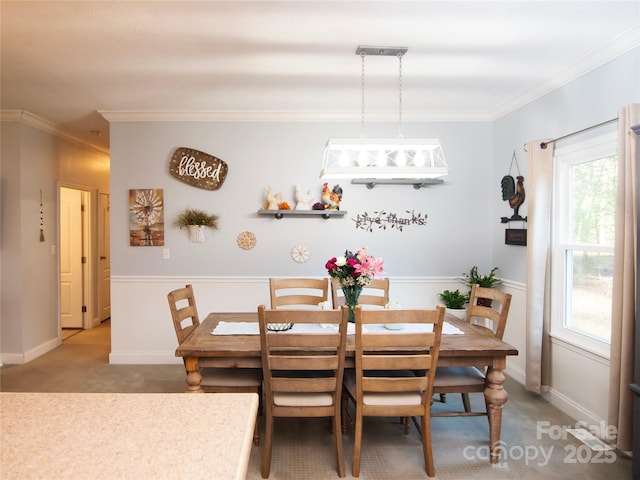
[1,1,639,150]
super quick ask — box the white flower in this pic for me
[341,277,355,287]
[335,255,347,267]
[356,276,372,288]
[290,244,310,263]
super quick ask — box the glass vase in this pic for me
[342,286,362,323]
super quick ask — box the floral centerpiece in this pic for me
[325,248,384,322]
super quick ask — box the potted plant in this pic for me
[438,289,469,320]
[462,266,502,306]
[174,207,219,243]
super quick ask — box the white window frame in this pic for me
[550,131,617,359]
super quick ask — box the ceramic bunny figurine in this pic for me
[294,185,314,210]
[264,186,282,210]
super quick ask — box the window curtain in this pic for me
[525,140,553,393]
[608,103,639,452]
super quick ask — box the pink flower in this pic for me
[325,248,384,287]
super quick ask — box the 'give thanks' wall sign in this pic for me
[169,147,229,190]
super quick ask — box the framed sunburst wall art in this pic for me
[129,189,164,246]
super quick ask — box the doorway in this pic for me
[59,187,89,329]
[98,193,111,321]
[58,186,111,332]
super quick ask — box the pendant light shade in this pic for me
[320,46,448,186]
[320,137,448,180]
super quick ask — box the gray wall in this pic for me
[493,48,640,282]
[0,119,109,360]
[111,121,494,277]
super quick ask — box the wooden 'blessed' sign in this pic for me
[169,147,229,190]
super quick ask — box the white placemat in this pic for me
[212,321,463,335]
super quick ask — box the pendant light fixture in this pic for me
[320,46,448,189]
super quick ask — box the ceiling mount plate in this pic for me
[356,46,408,57]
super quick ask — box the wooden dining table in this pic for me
[176,311,518,464]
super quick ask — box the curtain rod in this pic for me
[540,117,617,149]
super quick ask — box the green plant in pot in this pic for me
[174,208,219,242]
[438,289,469,320]
[439,289,469,308]
[462,266,502,306]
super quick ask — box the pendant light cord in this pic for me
[361,50,366,138]
[398,51,404,138]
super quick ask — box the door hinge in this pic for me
[81,256,87,264]
[82,306,87,313]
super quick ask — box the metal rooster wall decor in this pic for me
[500,150,527,224]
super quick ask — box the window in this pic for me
[551,131,617,357]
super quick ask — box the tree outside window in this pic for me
[551,131,617,355]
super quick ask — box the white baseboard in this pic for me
[90,316,101,328]
[2,337,61,365]
[505,363,525,385]
[1,352,26,364]
[109,351,183,365]
[504,354,606,429]
[544,386,604,429]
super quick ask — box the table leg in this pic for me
[184,357,204,393]
[484,364,508,464]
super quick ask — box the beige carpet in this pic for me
[246,392,631,480]
[1,321,632,479]
[61,328,82,341]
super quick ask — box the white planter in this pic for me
[445,307,467,321]
[187,225,206,243]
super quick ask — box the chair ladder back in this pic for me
[167,284,200,343]
[269,277,329,309]
[345,305,445,477]
[466,284,512,340]
[354,306,444,400]
[258,305,348,395]
[331,277,389,309]
[362,376,430,393]
[361,353,434,371]
[257,304,349,477]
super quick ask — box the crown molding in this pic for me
[0,110,109,155]
[6,27,637,136]
[98,109,492,123]
[489,26,640,121]
[100,29,639,126]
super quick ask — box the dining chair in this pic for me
[432,283,512,416]
[269,277,329,309]
[333,277,391,433]
[167,284,263,445]
[342,305,445,478]
[257,304,349,478]
[331,277,390,309]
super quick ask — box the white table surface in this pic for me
[0,392,258,480]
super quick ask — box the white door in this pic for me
[60,187,84,328]
[98,193,111,321]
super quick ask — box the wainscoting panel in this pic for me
[109,275,483,364]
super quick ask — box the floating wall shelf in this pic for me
[257,210,347,220]
[351,178,444,189]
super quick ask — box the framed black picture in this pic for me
[505,228,527,246]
